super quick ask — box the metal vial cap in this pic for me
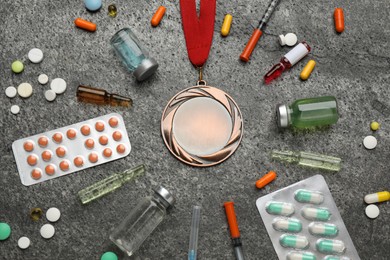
[277,104,289,128]
[133,58,159,81]
[153,186,175,208]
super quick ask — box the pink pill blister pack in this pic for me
[12,113,131,186]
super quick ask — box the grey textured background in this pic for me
[0,0,389,259]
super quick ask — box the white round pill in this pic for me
[17,83,33,98]
[28,48,44,63]
[285,33,298,46]
[365,204,380,219]
[5,86,17,98]
[38,74,49,85]
[11,105,20,114]
[363,135,377,149]
[46,207,61,222]
[18,236,30,249]
[45,90,57,102]
[50,78,67,94]
[40,224,55,239]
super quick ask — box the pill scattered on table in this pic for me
[30,208,44,221]
[279,33,298,46]
[108,4,117,17]
[46,207,61,222]
[364,191,390,204]
[28,48,44,63]
[11,105,20,115]
[84,0,102,12]
[45,90,57,102]
[363,135,377,149]
[40,224,55,239]
[101,251,118,260]
[74,18,97,32]
[370,121,380,131]
[17,83,33,98]
[12,60,24,73]
[221,14,233,37]
[18,236,31,249]
[300,60,316,80]
[50,78,67,94]
[151,6,166,27]
[38,74,49,85]
[365,204,379,219]
[256,171,277,189]
[334,8,345,33]
[0,223,11,240]
[5,86,17,98]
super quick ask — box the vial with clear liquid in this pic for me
[264,42,311,84]
[110,28,158,81]
[109,186,175,256]
[277,96,339,129]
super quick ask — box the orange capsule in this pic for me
[256,171,277,189]
[41,150,52,161]
[45,164,56,175]
[116,144,126,154]
[23,141,34,152]
[66,129,77,139]
[151,6,166,27]
[103,148,112,158]
[81,125,91,136]
[59,160,69,171]
[109,117,119,128]
[38,136,49,147]
[74,156,84,167]
[99,135,109,145]
[31,169,42,180]
[56,146,66,157]
[52,133,63,143]
[74,18,97,32]
[85,138,95,149]
[27,155,38,166]
[334,8,345,33]
[112,131,122,141]
[95,121,105,132]
[89,153,98,163]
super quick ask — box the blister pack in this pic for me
[12,113,131,186]
[256,175,360,260]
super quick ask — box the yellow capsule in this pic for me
[300,60,316,80]
[221,14,233,37]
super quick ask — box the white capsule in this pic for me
[266,202,295,216]
[309,222,338,237]
[280,234,309,249]
[272,218,302,233]
[316,239,345,254]
[295,189,324,204]
[302,207,331,221]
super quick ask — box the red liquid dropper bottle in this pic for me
[264,41,311,84]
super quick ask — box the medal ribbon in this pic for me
[180,0,216,67]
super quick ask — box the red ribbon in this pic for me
[180,0,216,67]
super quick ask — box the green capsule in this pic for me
[323,256,350,260]
[266,202,295,216]
[272,218,302,233]
[309,223,338,237]
[287,251,317,260]
[316,239,345,254]
[302,207,331,221]
[280,234,309,249]
[295,189,324,204]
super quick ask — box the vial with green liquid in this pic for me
[277,96,339,129]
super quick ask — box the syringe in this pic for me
[224,201,245,260]
[240,0,281,62]
[188,205,201,260]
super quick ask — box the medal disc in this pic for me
[161,84,243,167]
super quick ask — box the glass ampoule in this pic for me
[77,85,133,107]
[277,96,339,129]
[264,42,311,84]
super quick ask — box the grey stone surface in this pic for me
[0,0,389,259]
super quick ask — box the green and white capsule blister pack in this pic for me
[256,175,360,260]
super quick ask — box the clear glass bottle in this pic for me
[109,186,175,256]
[110,28,158,81]
[277,96,339,129]
[264,42,311,84]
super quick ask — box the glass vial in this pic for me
[109,186,175,256]
[77,85,133,107]
[277,96,339,129]
[264,42,311,84]
[110,28,158,81]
